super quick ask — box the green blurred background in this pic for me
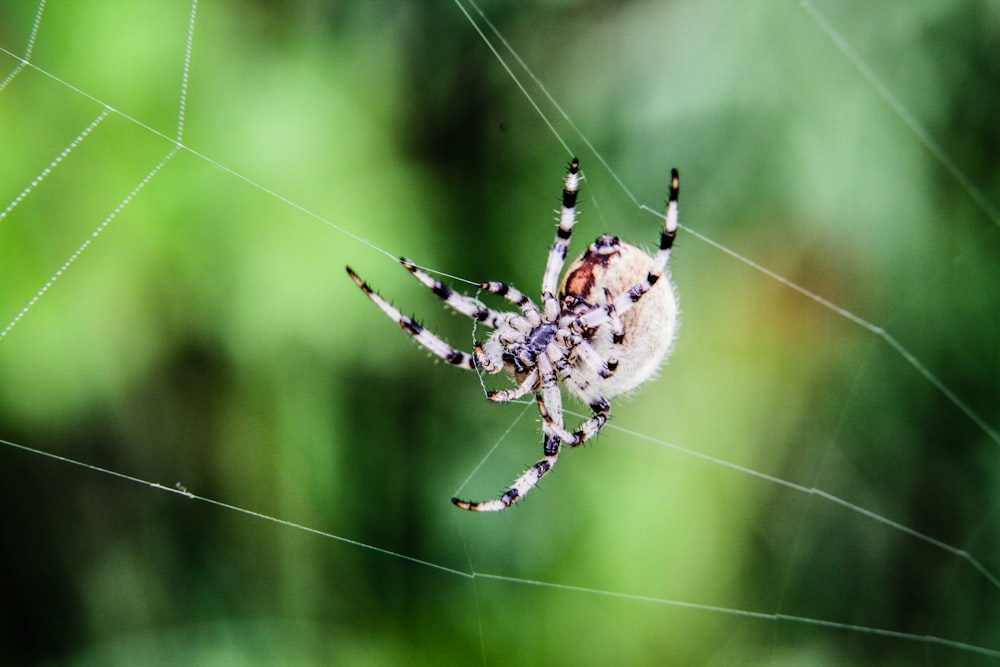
[1,1,998,664]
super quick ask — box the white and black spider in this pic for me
[346,159,679,511]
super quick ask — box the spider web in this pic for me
[1,0,998,664]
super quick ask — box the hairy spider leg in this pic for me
[479,280,542,322]
[453,341,573,511]
[483,367,538,402]
[600,286,624,376]
[579,169,679,332]
[398,258,507,328]
[530,346,612,446]
[535,385,575,443]
[452,434,561,512]
[455,387,567,511]
[540,157,582,321]
[562,289,622,381]
[561,372,611,444]
[345,266,481,370]
[576,169,680,342]
[571,336,618,380]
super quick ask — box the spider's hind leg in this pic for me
[452,434,561,512]
[479,280,542,322]
[561,373,611,446]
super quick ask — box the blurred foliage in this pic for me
[1,1,998,665]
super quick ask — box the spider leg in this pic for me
[602,287,623,375]
[530,349,609,447]
[571,341,618,380]
[535,393,576,442]
[541,158,582,321]
[479,280,542,322]
[561,372,611,446]
[607,168,679,320]
[452,357,568,511]
[485,368,538,402]
[535,353,576,442]
[346,266,481,370]
[451,435,560,511]
[578,168,680,329]
[399,258,506,328]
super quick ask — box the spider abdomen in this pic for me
[560,235,678,398]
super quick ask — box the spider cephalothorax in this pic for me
[346,158,679,511]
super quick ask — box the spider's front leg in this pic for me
[399,258,507,327]
[579,168,680,329]
[541,157,582,321]
[479,280,542,321]
[346,266,481,370]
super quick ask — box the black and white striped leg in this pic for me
[541,157,581,321]
[451,434,561,511]
[562,374,611,446]
[571,406,609,446]
[579,168,679,330]
[399,257,506,328]
[532,364,609,447]
[534,351,576,440]
[346,266,479,370]
[479,280,542,318]
[485,368,538,403]
[612,168,679,318]
[565,288,622,379]
[572,342,618,380]
[602,287,623,376]
[536,392,576,443]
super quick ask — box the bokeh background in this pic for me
[1,1,998,664]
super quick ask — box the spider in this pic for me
[346,158,679,511]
